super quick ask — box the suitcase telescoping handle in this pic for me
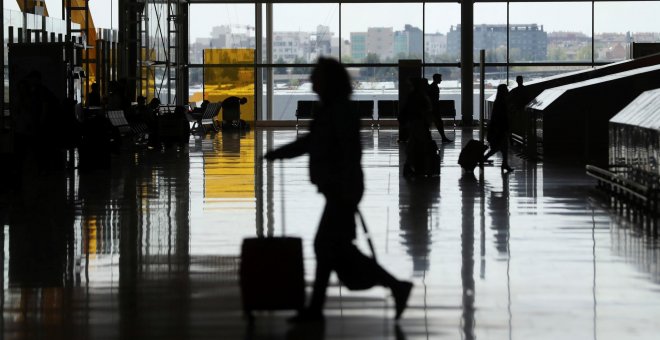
[356,210,377,262]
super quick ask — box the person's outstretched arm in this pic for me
[264,133,311,160]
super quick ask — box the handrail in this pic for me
[585,164,648,202]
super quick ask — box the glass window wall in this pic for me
[474,2,508,63]
[341,3,423,63]
[4,1,660,122]
[189,4,256,65]
[510,2,592,62]
[273,3,338,64]
[424,3,460,64]
[189,4,256,111]
[594,1,660,62]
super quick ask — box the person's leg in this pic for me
[368,259,412,319]
[432,110,452,143]
[307,256,332,313]
[296,198,346,320]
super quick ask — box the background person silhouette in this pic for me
[427,74,453,143]
[402,77,439,178]
[509,76,530,110]
[508,76,531,140]
[86,83,102,108]
[264,57,413,323]
[483,84,513,173]
[221,96,248,128]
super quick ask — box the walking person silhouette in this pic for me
[427,74,453,144]
[483,84,513,173]
[264,57,413,323]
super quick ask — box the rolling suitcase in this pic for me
[240,237,305,318]
[458,139,487,172]
[239,165,305,320]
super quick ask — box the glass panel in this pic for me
[341,3,423,63]
[473,3,508,63]
[510,2,592,62]
[508,65,590,82]
[272,67,314,120]
[43,0,61,20]
[138,3,178,103]
[271,66,400,120]
[189,66,203,105]
[203,49,255,124]
[189,4,256,65]
[423,66,460,84]
[273,3,338,64]
[260,3,267,64]
[88,1,118,29]
[424,3,460,63]
[594,1,660,62]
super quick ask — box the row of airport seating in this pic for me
[101,103,222,146]
[188,103,222,133]
[295,99,457,127]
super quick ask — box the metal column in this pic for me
[461,0,474,126]
[175,1,188,106]
[119,0,140,102]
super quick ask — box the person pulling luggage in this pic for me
[264,57,413,323]
[483,84,514,173]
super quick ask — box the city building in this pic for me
[273,31,311,63]
[350,31,367,60]
[394,24,423,59]
[448,23,548,61]
[424,32,447,57]
[366,27,394,61]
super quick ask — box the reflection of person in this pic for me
[483,84,513,173]
[265,57,412,323]
[427,74,453,143]
[399,175,439,274]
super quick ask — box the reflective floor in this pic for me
[1,128,659,340]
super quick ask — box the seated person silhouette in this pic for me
[221,96,248,129]
[189,99,209,131]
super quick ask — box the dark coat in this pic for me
[266,98,364,205]
[487,97,509,148]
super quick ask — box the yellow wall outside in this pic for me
[200,49,255,124]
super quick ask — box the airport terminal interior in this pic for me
[1,1,660,339]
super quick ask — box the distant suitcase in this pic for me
[239,236,305,318]
[458,139,487,172]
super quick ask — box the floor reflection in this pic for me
[398,145,439,275]
[1,129,660,339]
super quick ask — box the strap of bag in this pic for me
[280,160,286,237]
[356,209,377,261]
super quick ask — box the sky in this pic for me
[5,1,660,40]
